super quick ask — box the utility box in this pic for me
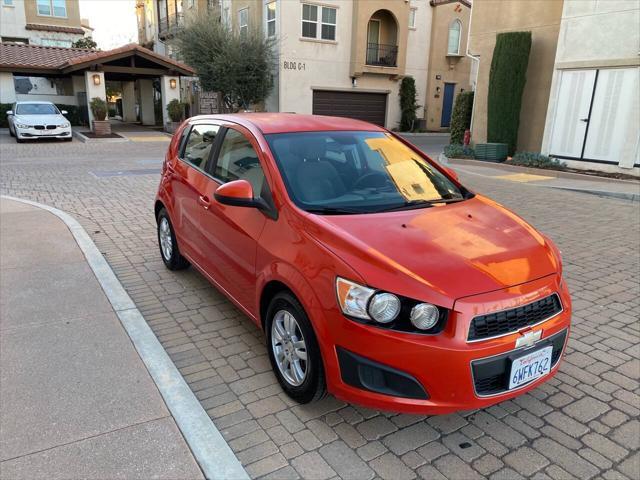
[475,143,508,162]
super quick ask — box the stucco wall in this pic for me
[24,0,82,27]
[468,0,564,152]
[0,0,29,40]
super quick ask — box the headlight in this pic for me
[59,122,70,128]
[336,277,375,319]
[15,123,29,129]
[368,292,400,323]
[410,303,440,330]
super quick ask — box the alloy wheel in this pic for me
[159,217,173,261]
[271,309,308,386]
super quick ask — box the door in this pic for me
[549,69,597,159]
[313,90,387,126]
[367,19,380,65]
[170,123,220,264]
[199,125,270,313]
[440,83,456,128]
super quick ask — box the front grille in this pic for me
[472,329,567,396]
[468,294,562,341]
[34,125,44,130]
[46,125,56,130]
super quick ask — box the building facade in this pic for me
[540,0,639,174]
[424,0,472,131]
[0,0,90,47]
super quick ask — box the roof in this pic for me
[189,113,386,135]
[25,23,85,35]
[0,42,195,76]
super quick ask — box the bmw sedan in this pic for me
[7,101,72,143]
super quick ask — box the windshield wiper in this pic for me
[374,200,435,212]
[427,198,466,204]
[305,206,365,215]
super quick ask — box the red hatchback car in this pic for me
[155,113,571,414]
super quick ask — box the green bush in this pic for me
[166,99,185,122]
[510,151,566,170]
[487,31,532,156]
[444,144,475,159]
[0,103,12,128]
[450,91,474,144]
[89,97,108,121]
[399,76,419,132]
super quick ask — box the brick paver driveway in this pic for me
[1,133,638,480]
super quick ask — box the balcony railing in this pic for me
[158,12,184,38]
[366,43,398,67]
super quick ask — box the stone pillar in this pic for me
[0,72,16,104]
[121,81,137,122]
[160,75,181,128]
[139,79,155,126]
[84,71,106,129]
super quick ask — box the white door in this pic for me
[549,69,597,158]
[583,67,640,167]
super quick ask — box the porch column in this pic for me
[139,79,155,126]
[84,71,106,129]
[121,81,137,122]
[0,72,16,104]
[160,75,180,128]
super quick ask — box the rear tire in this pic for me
[157,208,190,271]
[266,291,326,404]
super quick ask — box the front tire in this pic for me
[157,208,190,270]
[266,292,326,403]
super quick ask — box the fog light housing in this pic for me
[368,293,400,323]
[410,303,439,330]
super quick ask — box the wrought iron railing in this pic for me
[158,12,184,37]
[366,43,398,67]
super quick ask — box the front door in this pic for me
[199,125,270,315]
[441,83,455,128]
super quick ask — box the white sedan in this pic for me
[7,101,72,143]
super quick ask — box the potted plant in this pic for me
[166,99,185,133]
[89,97,111,136]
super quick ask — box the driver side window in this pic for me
[213,128,266,199]
[181,124,219,171]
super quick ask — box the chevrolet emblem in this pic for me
[515,329,542,348]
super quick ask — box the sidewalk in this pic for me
[0,199,204,479]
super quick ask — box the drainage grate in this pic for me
[90,168,160,178]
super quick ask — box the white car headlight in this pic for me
[59,122,70,128]
[336,277,375,319]
[368,292,401,323]
[15,123,29,129]
[410,303,440,330]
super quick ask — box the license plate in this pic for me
[509,346,553,389]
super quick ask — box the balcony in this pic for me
[158,12,183,38]
[366,43,398,67]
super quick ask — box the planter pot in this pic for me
[165,121,180,134]
[92,120,111,136]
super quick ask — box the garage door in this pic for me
[312,90,387,127]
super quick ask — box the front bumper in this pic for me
[319,274,571,414]
[16,126,72,140]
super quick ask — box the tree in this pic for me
[399,76,419,132]
[449,91,474,144]
[173,15,276,112]
[72,36,98,49]
[487,31,532,155]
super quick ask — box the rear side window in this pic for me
[182,124,219,170]
[213,128,266,199]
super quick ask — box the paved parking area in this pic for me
[1,133,638,480]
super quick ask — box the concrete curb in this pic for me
[1,195,250,480]
[73,130,130,143]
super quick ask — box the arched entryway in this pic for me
[366,10,399,67]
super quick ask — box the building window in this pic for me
[3,0,15,7]
[302,4,336,41]
[37,0,67,17]
[266,2,276,37]
[447,19,461,55]
[238,8,248,37]
[41,38,72,47]
[409,8,416,29]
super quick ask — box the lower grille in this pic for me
[472,329,567,396]
[468,294,562,341]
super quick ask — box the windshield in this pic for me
[266,131,467,214]
[15,104,59,115]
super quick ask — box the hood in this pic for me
[13,114,67,126]
[306,195,559,307]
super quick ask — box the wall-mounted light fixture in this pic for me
[436,86,441,94]
[92,74,101,86]
[351,77,357,88]
[169,78,177,89]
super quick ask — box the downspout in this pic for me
[465,2,480,134]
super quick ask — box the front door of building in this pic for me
[440,83,455,128]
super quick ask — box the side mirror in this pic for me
[60,110,68,115]
[445,167,459,182]
[6,110,13,116]
[214,179,256,208]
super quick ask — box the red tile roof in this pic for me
[0,42,195,76]
[25,23,85,35]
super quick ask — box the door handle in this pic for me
[580,118,589,122]
[198,195,211,210]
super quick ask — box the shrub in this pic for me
[450,91,474,144]
[399,76,419,132]
[56,104,84,126]
[0,103,12,128]
[487,31,532,156]
[89,97,107,121]
[167,99,185,122]
[510,151,566,170]
[444,144,475,159]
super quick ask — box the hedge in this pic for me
[444,144,475,159]
[399,76,419,132]
[487,31,532,156]
[510,151,566,170]
[449,91,474,145]
[0,102,85,127]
